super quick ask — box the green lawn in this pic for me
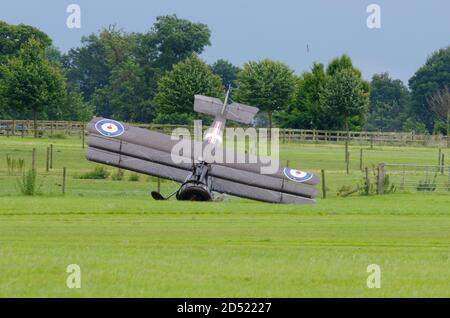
[0,136,449,297]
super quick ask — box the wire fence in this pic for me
[384,164,450,193]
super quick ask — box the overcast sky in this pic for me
[1,0,449,84]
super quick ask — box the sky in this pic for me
[1,0,449,84]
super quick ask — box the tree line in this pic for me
[0,16,449,137]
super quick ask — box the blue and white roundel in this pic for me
[95,119,125,137]
[283,168,313,183]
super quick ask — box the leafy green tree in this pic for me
[92,27,140,120]
[0,93,6,118]
[154,54,223,124]
[63,27,143,119]
[326,54,359,77]
[234,59,296,130]
[275,63,328,129]
[62,32,114,101]
[45,45,64,66]
[0,21,52,64]
[59,89,93,121]
[63,16,212,121]
[100,26,137,66]
[211,59,241,88]
[276,55,369,131]
[142,15,211,71]
[402,118,427,134]
[133,15,212,120]
[322,55,370,130]
[323,68,370,173]
[108,59,152,122]
[0,39,66,136]
[0,22,54,120]
[90,87,113,118]
[409,47,450,130]
[323,68,370,131]
[327,55,370,96]
[367,73,411,131]
[428,85,450,147]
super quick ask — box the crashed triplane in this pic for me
[85,89,319,204]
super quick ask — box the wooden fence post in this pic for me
[50,144,53,169]
[46,147,50,172]
[82,123,85,149]
[377,163,385,195]
[438,148,442,167]
[321,169,326,199]
[345,150,350,175]
[62,167,67,194]
[441,153,445,174]
[345,129,350,174]
[360,148,363,171]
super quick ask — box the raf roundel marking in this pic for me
[95,119,125,138]
[283,168,314,183]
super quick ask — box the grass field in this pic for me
[0,135,449,297]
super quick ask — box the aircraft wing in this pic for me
[86,147,315,204]
[87,133,318,198]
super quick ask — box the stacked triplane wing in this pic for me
[86,117,319,204]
